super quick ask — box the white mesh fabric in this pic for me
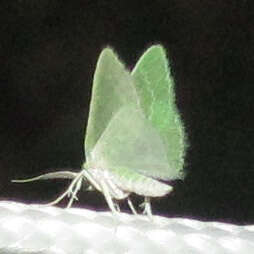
[0,201,253,254]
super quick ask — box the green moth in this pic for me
[13,45,186,217]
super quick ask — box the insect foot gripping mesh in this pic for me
[12,45,187,217]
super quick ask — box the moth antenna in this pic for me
[12,171,78,183]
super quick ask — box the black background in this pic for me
[1,1,253,224]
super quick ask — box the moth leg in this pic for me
[100,179,118,215]
[142,197,152,219]
[66,174,83,208]
[46,170,84,207]
[127,197,138,215]
[114,201,121,212]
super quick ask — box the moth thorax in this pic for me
[86,167,129,200]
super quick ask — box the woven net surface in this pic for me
[0,201,253,254]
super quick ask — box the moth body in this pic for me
[84,163,173,199]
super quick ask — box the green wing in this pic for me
[131,45,186,180]
[90,105,176,180]
[86,45,186,181]
[85,48,139,161]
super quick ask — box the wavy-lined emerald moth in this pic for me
[13,45,186,217]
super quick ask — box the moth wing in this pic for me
[90,106,179,180]
[131,45,186,180]
[85,48,139,161]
